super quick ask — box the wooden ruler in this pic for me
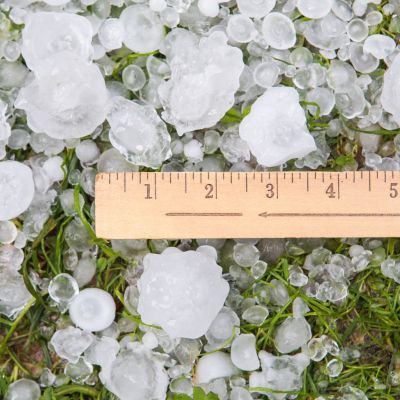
[95,171,400,239]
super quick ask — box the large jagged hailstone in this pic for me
[69,288,116,332]
[138,246,229,338]
[239,87,316,167]
[120,5,164,53]
[21,12,93,71]
[0,161,34,221]
[106,97,171,168]
[102,343,168,400]
[159,31,244,135]
[15,52,108,139]
[381,53,400,125]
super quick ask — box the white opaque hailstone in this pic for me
[364,34,396,59]
[274,315,312,354]
[297,0,332,19]
[349,43,379,74]
[306,88,335,117]
[253,62,280,88]
[142,331,159,349]
[5,379,41,400]
[76,140,100,165]
[242,305,269,325]
[50,327,94,363]
[346,18,369,42]
[150,0,167,12]
[159,31,244,135]
[381,53,400,125]
[237,0,276,18]
[138,246,229,339]
[21,12,93,71]
[239,87,316,167]
[198,0,219,17]
[120,5,164,53]
[15,52,108,140]
[98,18,124,51]
[262,13,296,50]
[122,65,146,92]
[100,343,168,400]
[195,352,238,384]
[183,139,204,162]
[250,351,310,397]
[231,334,260,371]
[69,288,116,332]
[106,96,171,168]
[0,221,18,244]
[0,161,34,221]
[160,7,180,28]
[48,273,79,305]
[43,156,64,183]
[227,15,256,43]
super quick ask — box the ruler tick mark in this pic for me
[276,173,279,199]
[124,173,126,192]
[306,174,309,192]
[368,170,371,191]
[184,174,187,193]
[245,173,248,192]
[154,174,157,199]
[337,174,340,199]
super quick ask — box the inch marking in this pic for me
[166,212,243,217]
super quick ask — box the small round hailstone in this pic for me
[381,53,400,125]
[297,0,332,19]
[0,161,34,221]
[363,34,396,59]
[75,140,100,165]
[239,87,316,167]
[122,65,146,92]
[198,0,219,17]
[262,13,296,50]
[98,18,124,51]
[48,273,79,305]
[237,0,276,18]
[15,52,108,140]
[69,288,116,332]
[0,221,18,244]
[150,0,167,12]
[346,18,368,42]
[5,379,40,400]
[227,15,256,44]
[183,139,203,162]
[120,5,164,53]
[21,12,93,71]
[138,246,230,339]
[196,352,238,384]
[253,62,280,88]
[305,87,335,116]
[106,96,172,168]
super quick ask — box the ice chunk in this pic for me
[274,316,312,354]
[364,34,395,59]
[231,334,260,371]
[195,352,238,384]
[122,65,146,92]
[250,351,310,400]
[21,12,93,71]
[50,327,94,363]
[0,100,10,142]
[297,0,332,19]
[106,97,171,168]
[220,127,250,163]
[227,15,256,43]
[5,379,40,400]
[205,307,240,351]
[381,258,400,283]
[0,221,18,244]
[326,358,343,377]
[233,243,260,267]
[98,18,124,51]
[120,5,164,53]
[0,161,34,221]
[159,31,244,135]
[65,357,93,383]
[239,87,316,167]
[236,0,276,18]
[69,288,116,332]
[101,343,168,400]
[85,336,120,367]
[15,52,108,140]
[0,267,31,319]
[138,246,229,338]
[346,18,368,42]
[198,0,219,17]
[242,305,269,325]
[262,13,296,50]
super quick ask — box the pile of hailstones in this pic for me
[2,0,400,399]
